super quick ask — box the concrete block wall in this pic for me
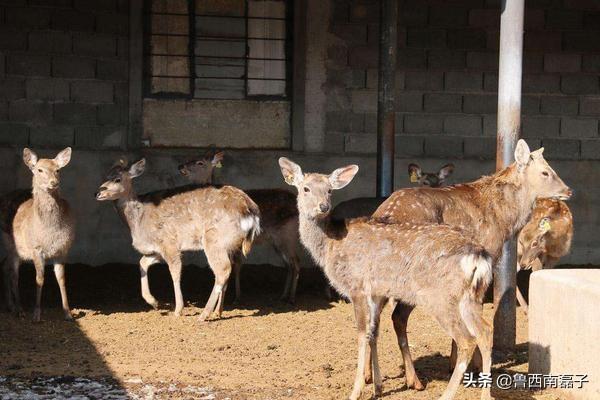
[0,0,129,150]
[326,0,600,160]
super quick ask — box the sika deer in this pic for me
[1,148,74,322]
[178,149,301,303]
[279,158,494,400]
[330,162,455,221]
[95,158,260,320]
[369,140,571,388]
[516,198,573,312]
[408,162,455,187]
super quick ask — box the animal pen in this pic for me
[0,0,599,399]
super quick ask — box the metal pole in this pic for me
[376,0,398,197]
[494,0,524,353]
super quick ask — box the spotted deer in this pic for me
[366,139,571,389]
[95,158,260,321]
[516,198,573,313]
[1,148,75,322]
[178,149,301,303]
[278,157,494,400]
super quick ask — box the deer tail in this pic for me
[239,199,261,257]
[460,251,493,303]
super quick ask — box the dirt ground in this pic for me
[0,263,564,399]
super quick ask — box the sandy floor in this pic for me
[0,264,562,399]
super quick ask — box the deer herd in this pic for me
[0,139,573,400]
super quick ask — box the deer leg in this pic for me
[139,255,161,309]
[441,336,476,400]
[461,300,494,400]
[516,285,528,314]
[163,252,184,317]
[53,263,72,321]
[9,255,23,316]
[199,245,232,322]
[391,302,424,390]
[368,296,386,397]
[349,296,369,400]
[32,256,45,322]
[232,255,242,304]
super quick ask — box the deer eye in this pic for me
[37,168,43,173]
[303,187,310,193]
[328,189,332,194]
[114,178,121,183]
[542,171,549,177]
[196,161,205,166]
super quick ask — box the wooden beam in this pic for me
[376,0,398,197]
[494,0,525,353]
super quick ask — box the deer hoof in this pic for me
[32,310,41,323]
[374,384,383,397]
[408,379,425,391]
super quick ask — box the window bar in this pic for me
[244,0,249,99]
[188,0,196,99]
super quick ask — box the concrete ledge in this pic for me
[529,269,600,399]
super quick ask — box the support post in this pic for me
[494,0,524,353]
[376,0,397,197]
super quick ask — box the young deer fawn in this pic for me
[1,148,75,322]
[516,198,573,312]
[95,158,261,320]
[178,149,301,303]
[369,139,571,387]
[278,157,494,400]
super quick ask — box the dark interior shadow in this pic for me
[0,263,128,398]
[33,263,336,317]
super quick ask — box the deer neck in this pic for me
[485,165,538,240]
[114,191,144,233]
[32,186,62,226]
[298,212,334,268]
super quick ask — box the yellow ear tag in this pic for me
[215,162,222,168]
[539,219,551,233]
[285,174,295,185]
[410,172,418,183]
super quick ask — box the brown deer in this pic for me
[178,149,301,303]
[1,148,75,322]
[95,158,260,321]
[278,157,494,400]
[367,139,571,389]
[516,199,573,312]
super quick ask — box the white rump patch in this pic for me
[240,215,261,234]
[460,253,492,288]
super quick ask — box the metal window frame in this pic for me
[143,0,293,101]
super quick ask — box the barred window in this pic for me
[145,0,292,100]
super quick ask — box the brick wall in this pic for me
[326,0,600,160]
[0,0,129,150]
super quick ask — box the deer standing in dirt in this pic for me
[364,139,571,389]
[516,198,573,312]
[279,157,494,400]
[1,148,74,322]
[95,158,260,320]
[178,149,301,303]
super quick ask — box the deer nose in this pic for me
[319,203,330,213]
[49,180,58,187]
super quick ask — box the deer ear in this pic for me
[23,148,39,170]
[211,150,224,167]
[530,147,544,160]
[438,163,455,180]
[129,158,146,178]
[408,163,422,183]
[54,147,72,169]
[278,157,303,186]
[329,165,359,190]
[514,139,531,167]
